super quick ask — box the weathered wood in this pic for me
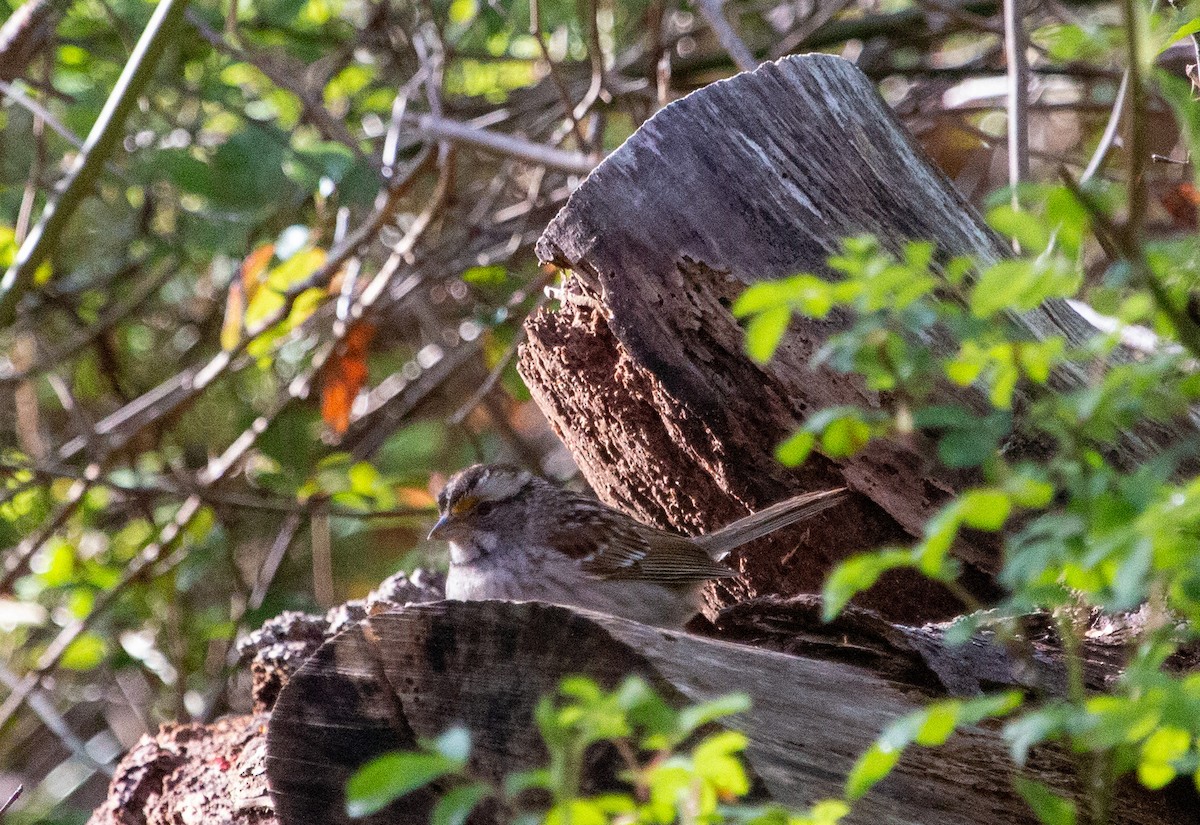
[89,592,1196,825]
[518,54,1189,623]
[85,714,273,825]
[262,601,1193,825]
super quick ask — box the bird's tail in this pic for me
[693,487,850,560]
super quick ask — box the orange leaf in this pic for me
[220,280,245,351]
[239,243,276,300]
[320,320,376,434]
[1160,183,1200,229]
[395,485,437,508]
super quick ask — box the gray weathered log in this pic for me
[263,601,1192,825]
[518,54,1191,623]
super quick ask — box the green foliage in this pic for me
[345,675,774,824]
[735,144,1200,823]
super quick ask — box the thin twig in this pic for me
[0,260,170,385]
[0,479,90,593]
[250,510,302,610]
[1003,0,1030,214]
[185,10,375,171]
[693,0,756,72]
[0,664,114,776]
[0,495,201,732]
[449,279,552,425]
[530,0,590,148]
[0,0,190,323]
[1059,169,1200,359]
[1120,0,1147,241]
[0,79,85,150]
[0,784,21,816]
[575,0,607,134]
[1081,71,1129,183]
[407,114,598,174]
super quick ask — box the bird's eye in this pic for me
[474,500,496,518]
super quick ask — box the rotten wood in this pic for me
[261,601,1194,825]
[87,591,1197,825]
[518,54,1191,624]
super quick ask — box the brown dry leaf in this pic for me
[240,243,276,300]
[1160,182,1200,229]
[395,485,437,508]
[320,320,376,434]
[220,280,245,351]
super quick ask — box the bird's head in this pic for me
[429,464,535,551]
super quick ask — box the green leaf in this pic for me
[1142,725,1191,762]
[1164,17,1200,53]
[744,306,791,363]
[820,414,872,457]
[776,430,816,466]
[345,752,458,818]
[462,265,506,286]
[1005,707,1068,765]
[693,730,751,795]
[845,743,901,800]
[431,783,490,825]
[988,205,1050,253]
[545,800,607,825]
[822,550,915,620]
[960,691,1024,724]
[917,505,961,576]
[677,693,751,739]
[1137,724,1191,788]
[1014,777,1077,825]
[60,632,107,670]
[938,429,998,468]
[971,260,1036,318]
[503,768,552,798]
[914,702,960,746]
[732,281,789,317]
[1138,761,1177,789]
[809,799,851,825]
[959,489,1012,531]
[1005,474,1055,508]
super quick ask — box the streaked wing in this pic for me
[548,496,734,584]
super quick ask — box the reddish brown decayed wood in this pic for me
[518,55,1024,622]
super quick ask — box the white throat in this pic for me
[448,535,494,565]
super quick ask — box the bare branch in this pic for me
[694,0,756,71]
[1003,0,1030,209]
[1081,70,1130,183]
[408,114,598,174]
[0,0,190,323]
[0,784,21,817]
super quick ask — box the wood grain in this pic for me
[519,54,1193,622]
[264,601,1193,825]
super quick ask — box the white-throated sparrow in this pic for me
[428,464,848,627]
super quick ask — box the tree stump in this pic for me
[517,54,1184,623]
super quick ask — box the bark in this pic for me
[261,601,1193,825]
[88,590,1198,825]
[518,54,1190,623]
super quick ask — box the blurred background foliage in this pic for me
[0,0,1196,820]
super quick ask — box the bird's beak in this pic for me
[428,514,451,541]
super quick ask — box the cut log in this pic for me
[85,714,273,825]
[89,591,1197,825]
[518,54,1192,623]
[263,601,1194,825]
